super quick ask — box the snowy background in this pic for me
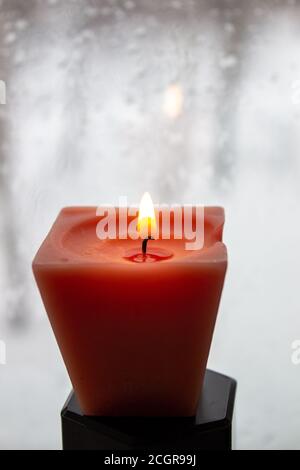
[0,0,300,449]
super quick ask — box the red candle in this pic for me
[32,202,227,416]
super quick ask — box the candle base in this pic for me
[61,369,236,450]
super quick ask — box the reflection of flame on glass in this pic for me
[163,84,184,119]
[137,192,157,239]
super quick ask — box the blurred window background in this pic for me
[0,0,300,449]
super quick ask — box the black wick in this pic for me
[142,236,153,255]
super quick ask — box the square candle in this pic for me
[33,206,227,416]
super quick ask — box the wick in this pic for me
[142,236,153,256]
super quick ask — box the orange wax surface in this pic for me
[33,206,227,416]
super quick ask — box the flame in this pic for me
[137,192,157,238]
[163,84,183,119]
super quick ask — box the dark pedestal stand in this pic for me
[61,369,236,451]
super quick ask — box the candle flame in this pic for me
[137,192,157,239]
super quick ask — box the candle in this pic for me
[32,198,227,416]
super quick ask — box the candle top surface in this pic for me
[33,206,227,269]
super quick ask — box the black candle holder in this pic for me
[61,369,236,450]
